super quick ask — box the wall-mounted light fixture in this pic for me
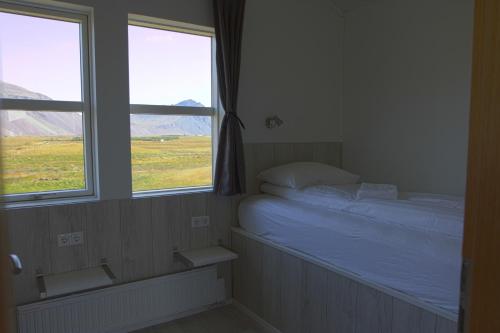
[265,116,284,129]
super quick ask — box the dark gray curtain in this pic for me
[213,0,246,195]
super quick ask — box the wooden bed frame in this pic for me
[236,142,459,332]
[231,227,458,333]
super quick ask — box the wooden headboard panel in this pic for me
[243,142,343,195]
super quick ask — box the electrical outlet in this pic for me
[70,231,84,245]
[57,233,71,247]
[191,216,210,228]
[57,232,84,247]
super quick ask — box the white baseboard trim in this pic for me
[232,299,282,333]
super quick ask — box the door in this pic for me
[0,215,16,333]
[460,0,500,332]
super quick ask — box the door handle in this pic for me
[9,254,22,275]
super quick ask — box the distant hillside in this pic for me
[130,99,211,137]
[0,81,52,100]
[0,81,211,137]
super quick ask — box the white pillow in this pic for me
[356,183,398,200]
[257,162,360,189]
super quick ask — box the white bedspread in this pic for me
[260,183,464,238]
[238,195,462,315]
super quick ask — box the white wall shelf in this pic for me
[176,246,238,268]
[37,263,116,299]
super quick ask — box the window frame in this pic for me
[128,17,219,196]
[0,2,95,203]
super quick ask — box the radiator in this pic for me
[17,266,226,333]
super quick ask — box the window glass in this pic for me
[129,23,214,193]
[0,110,85,195]
[128,25,212,107]
[130,115,212,192]
[0,7,92,201]
[0,12,82,101]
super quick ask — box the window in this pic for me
[128,19,216,193]
[0,4,94,202]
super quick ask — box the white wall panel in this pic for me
[343,0,474,195]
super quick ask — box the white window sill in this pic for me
[2,195,100,210]
[132,186,214,199]
[2,187,215,210]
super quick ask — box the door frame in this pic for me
[460,0,500,332]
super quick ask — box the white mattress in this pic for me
[238,195,462,315]
[260,183,464,238]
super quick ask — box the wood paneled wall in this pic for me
[244,142,343,195]
[6,193,237,305]
[232,231,458,333]
[5,142,342,306]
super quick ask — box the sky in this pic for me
[0,12,81,101]
[128,25,212,107]
[0,11,212,106]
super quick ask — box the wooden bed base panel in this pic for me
[231,228,458,333]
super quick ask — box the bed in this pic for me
[232,182,463,332]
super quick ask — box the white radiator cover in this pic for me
[17,266,225,333]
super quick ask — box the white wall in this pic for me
[238,0,344,143]
[24,0,343,199]
[343,0,474,195]
[21,0,212,200]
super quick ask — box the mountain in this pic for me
[0,110,84,136]
[0,82,83,136]
[0,81,51,100]
[0,81,211,137]
[175,99,205,108]
[130,114,211,137]
[130,99,211,137]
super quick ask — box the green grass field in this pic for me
[1,135,212,195]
